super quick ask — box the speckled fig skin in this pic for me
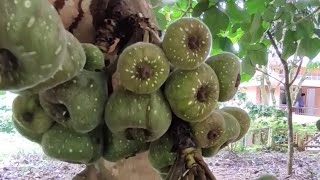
[148,133,176,175]
[202,111,240,157]
[103,128,149,162]
[0,0,67,91]
[12,95,54,134]
[164,63,219,122]
[162,17,212,70]
[221,107,251,142]
[190,110,226,148]
[82,43,105,71]
[12,116,43,144]
[117,42,170,94]
[105,89,172,142]
[206,52,241,102]
[39,70,108,133]
[13,31,86,95]
[41,124,103,164]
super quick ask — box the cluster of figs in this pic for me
[0,0,252,179]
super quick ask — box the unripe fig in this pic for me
[14,31,86,95]
[12,95,54,134]
[202,111,240,157]
[162,17,212,70]
[0,0,67,91]
[206,52,241,102]
[117,42,170,94]
[105,89,172,142]
[190,110,226,148]
[39,70,108,133]
[103,128,149,162]
[221,106,251,142]
[82,43,105,71]
[164,63,219,122]
[12,116,43,144]
[41,124,103,164]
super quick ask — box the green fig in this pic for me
[13,31,86,95]
[117,42,170,94]
[257,174,278,180]
[105,89,172,142]
[190,110,226,148]
[12,116,43,144]
[206,52,241,102]
[41,124,103,164]
[316,119,320,131]
[221,107,251,142]
[0,0,67,91]
[162,17,212,70]
[202,111,240,157]
[39,70,108,133]
[164,63,219,122]
[82,43,105,71]
[148,133,176,174]
[103,127,149,162]
[12,94,54,134]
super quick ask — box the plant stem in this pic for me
[267,30,294,175]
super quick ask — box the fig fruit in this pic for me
[148,133,176,175]
[221,107,251,142]
[105,89,172,142]
[103,128,149,162]
[162,17,212,70]
[117,42,170,94]
[257,174,278,180]
[164,63,219,122]
[14,31,86,95]
[190,110,226,148]
[0,0,67,91]
[12,116,43,144]
[82,43,105,71]
[316,119,320,131]
[206,52,241,102]
[41,124,103,164]
[12,94,54,134]
[202,111,240,157]
[39,70,108,133]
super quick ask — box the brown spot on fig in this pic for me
[188,35,200,50]
[196,85,211,102]
[0,48,18,73]
[235,73,241,87]
[207,130,218,140]
[136,64,153,80]
[22,112,33,123]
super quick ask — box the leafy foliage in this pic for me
[152,0,320,82]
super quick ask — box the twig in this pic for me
[180,0,193,17]
[289,58,303,87]
[266,30,286,64]
[255,67,284,84]
[292,7,320,26]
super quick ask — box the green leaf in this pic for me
[262,5,276,22]
[281,30,298,60]
[153,7,168,30]
[273,0,286,7]
[203,6,230,37]
[249,14,266,43]
[241,73,254,82]
[296,17,314,38]
[245,0,268,15]
[211,37,235,55]
[274,21,284,41]
[247,43,268,65]
[298,37,320,60]
[225,2,250,23]
[192,1,209,17]
[295,0,320,9]
[241,57,256,80]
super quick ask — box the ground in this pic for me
[1,132,320,180]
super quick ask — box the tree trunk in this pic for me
[259,72,268,105]
[283,62,294,175]
[55,0,163,179]
[263,67,277,106]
